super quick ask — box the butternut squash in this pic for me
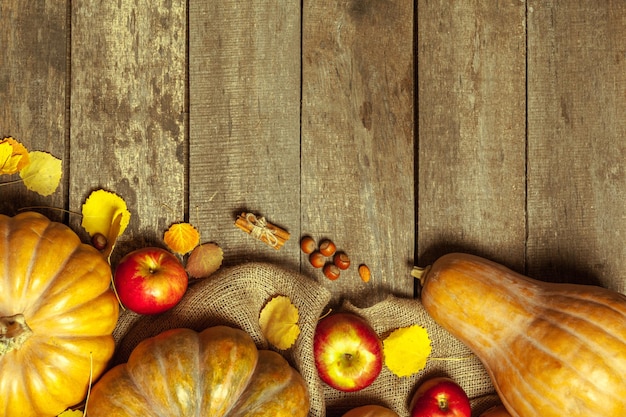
[413,253,626,417]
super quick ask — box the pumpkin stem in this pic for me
[0,314,33,355]
[411,265,431,286]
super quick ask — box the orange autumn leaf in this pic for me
[185,242,223,278]
[259,295,300,350]
[164,222,200,255]
[383,324,432,377]
[0,137,30,174]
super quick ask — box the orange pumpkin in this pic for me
[0,212,119,417]
[341,405,400,417]
[88,325,310,417]
[415,253,626,417]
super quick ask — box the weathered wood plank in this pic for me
[417,0,527,272]
[527,0,626,292]
[188,1,302,267]
[70,0,186,258]
[0,1,68,219]
[302,0,414,305]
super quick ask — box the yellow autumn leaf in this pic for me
[0,137,30,175]
[0,142,20,174]
[19,151,62,196]
[164,222,200,255]
[81,189,131,239]
[259,295,300,350]
[383,324,432,377]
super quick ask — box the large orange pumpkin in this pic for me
[0,211,119,416]
[88,325,310,417]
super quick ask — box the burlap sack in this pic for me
[112,262,499,417]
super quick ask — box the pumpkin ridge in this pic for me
[155,330,199,416]
[23,353,70,416]
[18,226,85,318]
[538,308,626,391]
[489,333,556,416]
[510,320,623,414]
[21,250,75,316]
[15,218,69,311]
[27,291,119,337]
[25,252,114,328]
[542,286,626,315]
[542,302,626,352]
[125,329,195,416]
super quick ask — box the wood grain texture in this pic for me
[188,1,302,267]
[70,0,186,258]
[302,0,414,305]
[0,1,68,220]
[527,0,626,291]
[417,0,527,272]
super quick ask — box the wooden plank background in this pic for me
[2,0,626,412]
[0,0,626,414]
[3,0,626,299]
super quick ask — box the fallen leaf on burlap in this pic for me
[164,222,201,255]
[81,189,131,240]
[185,242,223,278]
[0,137,29,174]
[259,295,300,350]
[19,151,62,196]
[383,324,432,377]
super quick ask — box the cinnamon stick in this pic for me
[234,212,290,250]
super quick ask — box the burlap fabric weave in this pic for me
[112,262,499,417]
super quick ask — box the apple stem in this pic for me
[438,396,449,411]
[318,308,333,321]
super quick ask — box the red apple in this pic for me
[313,312,383,392]
[410,377,471,417]
[114,247,188,315]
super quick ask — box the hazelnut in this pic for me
[323,263,341,280]
[319,239,336,257]
[91,233,108,251]
[309,251,325,268]
[300,236,316,254]
[333,252,351,270]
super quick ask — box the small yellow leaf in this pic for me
[185,242,223,278]
[57,409,83,417]
[0,142,20,174]
[81,189,131,238]
[383,324,432,377]
[0,137,30,174]
[18,151,62,196]
[164,222,200,255]
[259,295,300,350]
